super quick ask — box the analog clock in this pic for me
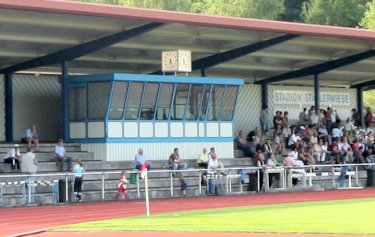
[162,51,178,72]
[162,50,192,73]
[177,50,192,73]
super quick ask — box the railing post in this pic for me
[101,172,105,200]
[257,169,260,192]
[137,172,140,198]
[170,172,174,197]
[65,174,69,203]
[198,170,202,195]
[27,175,32,204]
[355,165,359,187]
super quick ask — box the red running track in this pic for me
[1,188,375,237]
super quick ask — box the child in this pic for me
[115,171,129,200]
[73,159,85,202]
[179,175,188,197]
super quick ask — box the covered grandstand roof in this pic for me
[0,0,374,88]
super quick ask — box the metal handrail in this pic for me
[0,162,373,205]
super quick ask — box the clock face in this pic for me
[177,50,192,72]
[162,51,178,72]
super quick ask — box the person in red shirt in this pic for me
[365,107,373,128]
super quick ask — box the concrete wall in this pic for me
[13,75,61,142]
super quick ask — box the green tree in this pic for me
[360,0,375,29]
[120,0,193,11]
[279,0,308,22]
[201,0,285,20]
[302,0,365,27]
[364,89,375,114]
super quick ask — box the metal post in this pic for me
[61,61,69,140]
[355,165,359,187]
[257,169,260,192]
[314,74,320,126]
[144,169,150,217]
[27,176,31,204]
[101,172,105,200]
[198,170,202,195]
[136,172,140,198]
[357,87,364,126]
[201,68,207,77]
[261,83,268,109]
[65,174,69,203]
[4,73,13,142]
[170,172,174,197]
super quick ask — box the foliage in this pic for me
[278,0,308,22]
[55,198,375,234]
[364,89,375,113]
[200,0,285,20]
[360,0,375,29]
[301,0,366,27]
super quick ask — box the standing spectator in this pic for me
[207,150,220,196]
[21,148,37,174]
[169,148,187,175]
[179,175,188,197]
[52,139,72,172]
[73,159,85,202]
[255,152,266,192]
[134,148,151,171]
[325,107,333,134]
[365,107,373,128]
[115,171,129,200]
[299,108,307,126]
[260,105,270,133]
[282,111,289,128]
[4,144,21,171]
[21,147,38,200]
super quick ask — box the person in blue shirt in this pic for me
[53,139,72,171]
[73,159,85,202]
[21,125,39,151]
[134,148,151,171]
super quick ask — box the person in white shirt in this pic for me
[21,148,37,174]
[4,144,21,171]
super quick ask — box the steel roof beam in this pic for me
[351,80,375,89]
[255,49,375,85]
[0,22,164,74]
[152,34,298,74]
[191,34,298,70]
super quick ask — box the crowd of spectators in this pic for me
[236,106,375,188]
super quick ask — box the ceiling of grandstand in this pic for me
[0,0,375,88]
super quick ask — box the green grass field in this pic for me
[54,198,375,234]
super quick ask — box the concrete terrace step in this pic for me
[0,143,83,153]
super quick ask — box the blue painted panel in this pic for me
[68,73,244,86]
[67,137,234,143]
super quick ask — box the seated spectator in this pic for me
[314,138,329,163]
[196,148,209,168]
[266,154,280,188]
[21,147,37,174]
[288,130,301,150]
[236,130,254,157]
[352,146,364,164]
[208,147,227,176]
[52,139,72,172]
[338,136,353,162]
[21,125,39,151]
[169,148,187,175]
[263,138,273,161]
[134,148,151,171]
[343,117,355,134]
[4,144,21,171]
